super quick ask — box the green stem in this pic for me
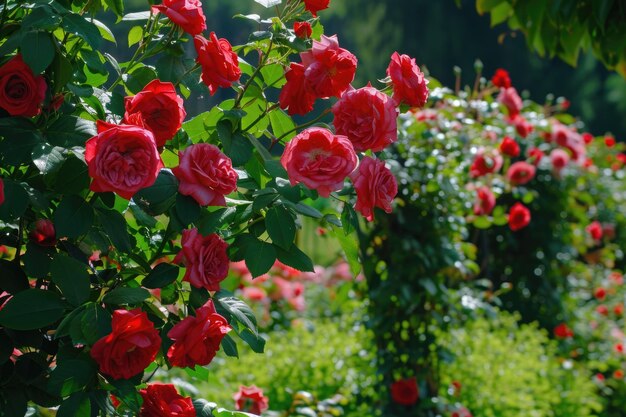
[275,108,332,143]
[243,103,280,132]
[234,40,274,108]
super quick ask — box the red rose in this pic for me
[85,121,163,200]
[469,148,502,178]
[124,79,186,148]
[233,385,269,415]
[614,304,624,316]
[0,178,4,206]
[605,135,616,147]
[172,144,238,206]
[294,21,312,39]
[511,115,533,138]
[473,186,495,216]
[508,202,530,231]
[596,305,609,316]
[139,384,196,417]
[527,148,544,166]
[550,149,570,172]
[303,0,330,16]
[332,85,398,152]
[194,32,241,95]
[594,287,607,301]
[550,123,585,163]
[497,87,522,117]
[491,68,511,88]
[615,343,624,354]
[30,219,56,247]
[611,272,624,285]
[174,228,229,291]
[614,369,625,379]
[279,63,317,116]
[0,54,47,117]
[390,377,419,406]
[167,300,231,368]
[280,127,357,197]
[90,309,161,380]
[506,161,535,186]
[300,34,357,98]
[582,133,594,144]
[351,157,397,221]
[387,52,429,108]
[451,407,473,417]
[499,136,520,157]
[152,0,207,35]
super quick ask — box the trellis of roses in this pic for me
[0,0,428,416]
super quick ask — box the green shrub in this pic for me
[438,312,602,417]
[200,309,378,416]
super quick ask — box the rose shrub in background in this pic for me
[0,0,417,415]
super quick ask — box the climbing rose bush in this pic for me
[0,0,422,415]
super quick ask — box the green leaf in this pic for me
[269,108,295,139]
[219,125,253,167]
[21,31,55,73]
[22,243,54,279]
[221,334,239,358]
[0,259,29,294]
[93,19,116,44]
[254,0,281,7]
[230,234,276,277]
[97,208,131,253]
[473,216,492,229]
[142,263,179,289]
[122,11,151,21]
[126,66,158,94]
[237,328,266,353]
[0,180,30,221]
[80,303,112,344]
[103,0,124,18]
[62,13,101,49]
[330,227,361,276]
[0,289,66,330]
[266,205,295,249]
[174,193,201,226]
[102,287,150,305]
[50,255,91,306]
[128,26,143,47]
[215,295,258,333]
[48,359,96,397]
[54,156,90,195]
[45,116,96,148]
[54,195,95,239]
[134,170,178,215]
[31,143,65,175]
[0,118,43,166]
[57,392,91,417]
[476,0,505,14]
[156,51,187,83]
[275,244,314,272]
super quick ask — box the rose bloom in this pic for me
[281,127,357,197]
[124,79,186,147]
[491,68,511,88]
[85,121,163,200]
[615,304,624,316]
[303,0,330,16]
[527,148,544,166]
[0,54,47,117]
[173,144,238,207]
[390,378,419,406]
[294,21,312,39]
[194,32,241,95]
[233,385,270,415]
[30,219,56,246]
[506,161,536,186]
[512,115,533,138]
[586,221,603,241]
[174,228,229,291]
[615,343,624,354]
[139,384,195,417]
[499,136,520,157]
[605,135,616,147]
[554,323,574,339]
[279,62,317,116]
[90,309,161,380]
[387,52,429,108]
[614,370,625,379]
[300,34,357,98]
[596,305,609,316]
[152,0,206,35]
[473,186,496,216]
[167,300,231,368]
[332,85,398,152]
[469,148,503,178]
[582,133,594,144]
[451,407,474,417]
[594,287,607,301]
[551,123,586,163]
[242,286,267,302]
[497,87,523,117]
[549,149,569,171]
[508,202,530,231]
[350,157,397,221]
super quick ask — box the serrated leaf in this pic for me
[215,295,258,334]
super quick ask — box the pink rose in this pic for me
[85,121,163,200]
[172,144,238,206]
[499,136,520,158]
[387,52,429,108]
[152,0,207,35]
[279,63,317,116]
[233,386,269,415]
[332,85,398,152]
[194,32,241,95]
[498,87,522,117]
[506,161,536,185]
[470,148,503,178]
[351,157,397,221]
[280,127,357,197]
[174,228,229,291]
[123,79,186,148]
[550,148,570,171]
[473,186,495,216]
[300,34,357,98]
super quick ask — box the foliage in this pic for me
[437,312,602,417]
[471,0,626,77]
